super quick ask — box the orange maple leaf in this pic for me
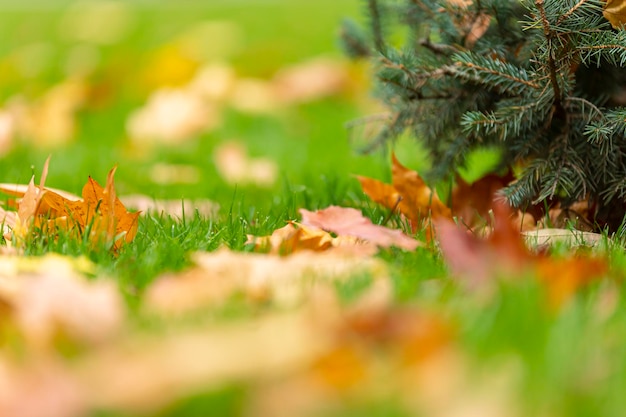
[1,160,139,251]
[246,222,335,255]
[357,154,451,234]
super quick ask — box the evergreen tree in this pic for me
[343,0,626,229]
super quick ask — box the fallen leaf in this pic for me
[126,87,220,146]
[145,248,390,313]
[148,163,200,185]
[604,0,626,29]
[213,141,277,187]
[0,254,122,346]
[0,110,14,157]
[536,256,609,309]
[451,170,515,228]
[522,228,603,248]
[435,202,534,287]
[1,161,139,251]
[436,202,610,307]
[7,79,86,147]
[391,154,452,222]
[357,154,451,232]
[77,312,331,413]
[187,63,237,102]
[247,222,335,255]
[299,205,421,251]
[80,167,140,250]
[140,44,199,88]
[272,57,350,104]
[0,356,86,417]
[229,78,280,114]
[121,194,219,218]
[356,175,402,211]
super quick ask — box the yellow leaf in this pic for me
[247,222,335,255]
[604,0,626,29]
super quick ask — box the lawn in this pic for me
[1,1,626,417]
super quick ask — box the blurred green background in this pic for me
[0,0,404,214]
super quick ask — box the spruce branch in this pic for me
[346,0,626,229]
[556,0,592,25]
[535,0,563,107]
[367,0,385,51]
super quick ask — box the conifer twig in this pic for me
[556,0,591,25]
[367,0,385,51]
[535,0,563,107]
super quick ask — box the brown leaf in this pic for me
[2,161,139,250]
[451,170,514,228]
[436,202,532,287]
[356,175,402,211]
[604,0,626,29]
[391,154,452,222]
[437,202,610,307]
[299,206,421,251]
[357,155,452,233]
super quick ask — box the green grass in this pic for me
[2,2,626,417]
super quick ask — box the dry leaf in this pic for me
[356,175,402,210]
[78,312,331,413]
[1,161,139,250]
[536,256,608,309]
[0,254,122,346]
[299,206,421,251]
[300,206,420,250]
[247,222,334,254]
[121,194,219,218]
[391,154,452,221]
[0,357,86,417]
[0,110,14,157]
[80,168,140,250]
[451,170,514,228]
[247,221,380,257]
[126,87,220,145]
[229,78,280,114]
[187,63,237,102]
[213,141,278,187]
[522,228,603,248]
[436,202,609,307]
[272,57,350,104]
[7,79,86,147]
[145,248,390,313]
[604,0,626,29]
[357,154,451,232]
[435,202,534,287]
